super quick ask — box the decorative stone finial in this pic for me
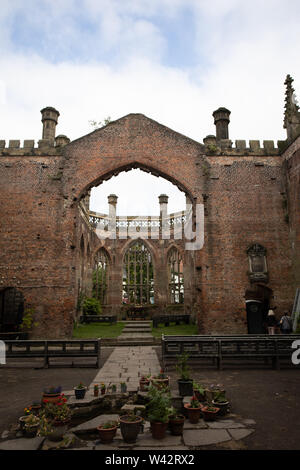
[284,74,300,141]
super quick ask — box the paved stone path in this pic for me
[90,346,160,392]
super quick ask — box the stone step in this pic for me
[122,328,152,333]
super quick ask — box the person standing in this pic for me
[266,309,277,335]
[279,311,293,334]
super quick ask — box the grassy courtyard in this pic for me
[72,320,198,339]
[72,321,126,338]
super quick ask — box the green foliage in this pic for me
[100,421,118,429]
[193,382,205,397]
[82,297,101,316]
[72,322,125,339]
[146,385,172,423]
[151,323,198,337]
[213,390,227,403]
[20,308,38,330]
[89,116,112,130]
[176,352,190,380]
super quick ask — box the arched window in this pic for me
[122,242,154,305]
[168,248,184,304]
[93,249,109,305]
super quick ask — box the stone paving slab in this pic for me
[228,429,255,440]
[0,437,45,450]
[134,432,182,447]
[70,414,120,433]
[207,420,246,429]
[183,429,232,447]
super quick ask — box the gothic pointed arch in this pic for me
[122,240,154,305]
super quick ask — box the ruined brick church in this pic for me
[0,75,299,338]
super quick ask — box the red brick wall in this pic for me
[0,113,297,337]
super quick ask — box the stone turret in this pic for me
[284,74,300,142]
[158,194,168,218]
[213,107,231,140]
[40,107,60,143]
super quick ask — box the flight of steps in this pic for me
[116,321,157,346]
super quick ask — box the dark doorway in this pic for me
[245,285,273,334]
[0,287,24,332]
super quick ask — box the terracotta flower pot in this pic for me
[151,377,169,390]
[201,406,220,421]
[184,404,202,424]
[42,393,61,405]
[150,421,169,440]
[119,415,143,443]
[169,415,185,436]
[97,425,117,443]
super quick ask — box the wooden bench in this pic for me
[153,314,190,328]
[79,315,117,325]
[162,334,300,370]
[4,339,101,368]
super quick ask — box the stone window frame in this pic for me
[122,241,154,305]
[247,243,269,283]
[94,248,109,305]
[168,247,184,304]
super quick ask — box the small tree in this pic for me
[89,116,111,130]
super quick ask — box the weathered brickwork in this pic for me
[1,91,300,337]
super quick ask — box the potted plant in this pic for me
[146,385,172,440]
[139,375,151,391]
[176,353,193,396]
[212,390,229,416]
[19,407,33,433]
[111,384,117,393]
[206,384,225,402]
[119,413,143,443]
[193,382,206,402]
[42,386,62,404]
[74,382,87,399]
[168,408,185,436]
[120,382,127,393]
[201,404,220,421]
[93,384,99,397]
[151,369,169,390]
[184,396,203,424]
[40,394,72,441]
[97,421,118,443]
[23,414,40,438]
[100,383,106,395]
[31,401,42,416]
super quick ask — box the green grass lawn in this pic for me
[72,321,125,339]
[151,322,198,338]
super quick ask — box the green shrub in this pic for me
[82,297,101,316]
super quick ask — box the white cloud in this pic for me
[1,0,300,213]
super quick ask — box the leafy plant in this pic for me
[75,382,86,390]
[82,297,101,316]
[100,421,118,429]
[43,386,62,394]
[193,382,205,397]
[20,308,38,330]
[189,396,201,408]
[213,390,227,403]
[146,385,172,423]
[176,353,190,380]
[41,394,72,423]
[24,414,40,426]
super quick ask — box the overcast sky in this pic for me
[1,1,300,214]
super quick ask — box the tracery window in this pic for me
[93,249,109,305]
[122,242,154,305]
[168,248,184,304]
